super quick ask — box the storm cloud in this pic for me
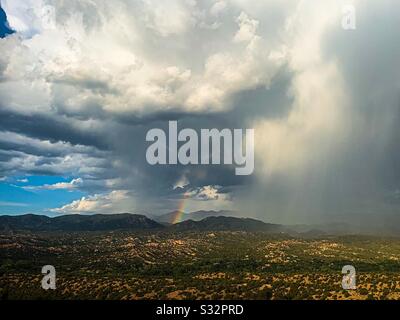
[1,0,400,229]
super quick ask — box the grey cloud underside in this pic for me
[0,86,280,194]
[0,108,108,149]
[0,64,292,194]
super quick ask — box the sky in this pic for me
[0,0,400,228]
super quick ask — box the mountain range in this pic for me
[0,213,163,232]
[169,216,283,232]
[153,210,238,224]
[0,212,377,235]
[0,212,285,233]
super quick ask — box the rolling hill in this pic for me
[170,216,284,232]
[0,213,164,232]
[154,210,238,224]
[0,213,284,233]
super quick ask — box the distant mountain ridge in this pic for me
[0,213,163,232]
[0,213,285,233]
[0,213,363,235]
[154,210,238,224]
[170,216,284,232]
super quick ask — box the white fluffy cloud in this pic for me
[51,190,133,214]
[185,185,224,201]
[0,0,286,116]
[173,174,190,190]
[24,178,83,190]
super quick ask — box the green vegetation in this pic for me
[1,231,400,300]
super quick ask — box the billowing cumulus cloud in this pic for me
[24,178,83,190]
[185,185,223,201]
[0,0,284,116]
[1,0,400,229]
[51,190,133,214]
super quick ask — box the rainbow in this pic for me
[172,196,188,224]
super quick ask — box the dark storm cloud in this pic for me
[2,0,400,224]
[0,139,59,157]
[317,0,400,212]
[0,108,108,150]
[103,90,288,198]
[238,0,400,227]
[229,68,294,124]
[0,0,290,205]
[0,67,291,197]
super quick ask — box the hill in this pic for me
[0,213,164,232]
[154,210,238,224]
[170,216,284,232]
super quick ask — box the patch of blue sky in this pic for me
[0,4,14,38]
[0,175,85,216]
